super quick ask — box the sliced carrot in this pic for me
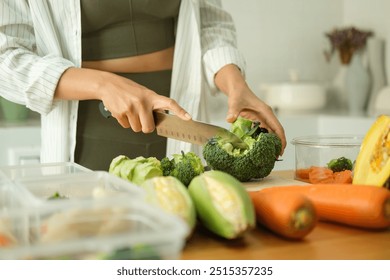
[0,233,13,247]
[295,168,311,183]
[259,184,390,229]
[248,191,317,239]
[333,170,353,184]
[308,166,334,184]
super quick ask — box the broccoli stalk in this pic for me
[161,151,205,186]
[203,117,281,182]
[327,157,353,172]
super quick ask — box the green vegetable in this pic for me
[327,156,353,172]
[109,155,163,185]
[141,176,196,233]
[203,117,282,182]
[102,245,161,260]
[188,170,255,239]
[47,192,68,200]
[161,151,205,186]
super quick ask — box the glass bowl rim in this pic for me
[291,134,364,148]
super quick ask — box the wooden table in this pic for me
[181,171,390,260]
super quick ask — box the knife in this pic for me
[154,111,246,147]
[98,102,246,147]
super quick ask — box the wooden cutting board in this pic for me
[243,174,308,192]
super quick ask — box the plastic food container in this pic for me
[14,171,145,204]
[0,162,91,181]
[291,135,363,184]
[1,178,35,210]
[0,164,189,260]
[0,195,188,260]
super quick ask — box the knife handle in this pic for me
[99,102,112,118]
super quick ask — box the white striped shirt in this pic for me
[0,0,246,163]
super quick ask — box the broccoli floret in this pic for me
[161,151,205,186]
[48,192,68,200]
[109,155,163,185]
[203,117,281,182]
[327,156,353,172]
[230,117,253,139]
[160,157,174,176]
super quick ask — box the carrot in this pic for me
[308,166,334,184]
[0,233,13,247]
[295,168,311,183]
[260,184,390,229]
[333,170,352,184]
[248,191,317,239]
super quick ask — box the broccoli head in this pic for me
[161,151,205,186]
[203,117,281,182]
[327,156,353,172]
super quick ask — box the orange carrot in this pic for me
[248,191,317,239]
[308,166,334,184]
[333,170,353,184]
[260,184,390,229]
[295,169,311,183]
[295,168,311,181]
[0,233,13,247]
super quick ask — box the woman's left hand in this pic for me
[214,64,287,156]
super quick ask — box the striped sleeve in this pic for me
[199,0,247,95]
[0,0,74,115]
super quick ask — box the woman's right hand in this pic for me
[54,67,191,133]
[98,72,191,133]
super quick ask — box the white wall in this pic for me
[222,0,343,94]
[343,0,390,84]
[207,0,344,122]
[221,0,389,96]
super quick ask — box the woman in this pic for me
[0,0,286,170]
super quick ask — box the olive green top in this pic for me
[81,0,181,60]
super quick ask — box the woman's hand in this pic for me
[54,67,191,133]
[98,72,190,133]
[214,64,287,155]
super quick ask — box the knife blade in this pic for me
[154,111,247,148]
[98,102,246,148]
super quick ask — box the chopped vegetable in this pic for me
[109,152,204,186]
[0,219,17,247]
[203,117,282,182]
[327,156,353,172]
[259,184,390,229]
[0,233,14,247]
[308,166,334,184]
[109,155,163,185]
[296,166,352,184]
[249,190,317,239]
[102,245,161,260]
[333,170,353,184]
[295,168,311,182]
[161,151,204,186]
[188,170,255,239]
[48,192,68,200]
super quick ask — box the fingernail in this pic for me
[184,113,192,120]
[226,114,235,120]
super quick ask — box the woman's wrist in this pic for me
[54,67,113,101]
[214,64,248,96]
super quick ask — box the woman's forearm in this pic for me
[54,67,109,101]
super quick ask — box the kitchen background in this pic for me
[0,0,389,170]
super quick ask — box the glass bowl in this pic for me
[291,135,363,184]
